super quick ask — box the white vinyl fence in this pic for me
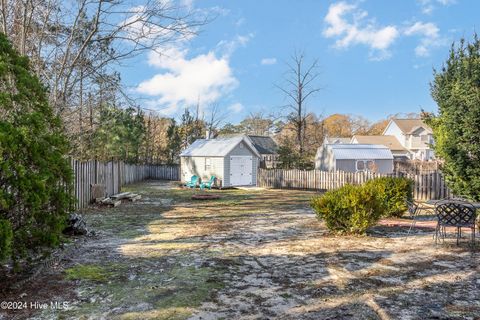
[257,168,452,201]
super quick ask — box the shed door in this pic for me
[230,156,253,186]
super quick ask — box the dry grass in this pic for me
[9,180,478,320]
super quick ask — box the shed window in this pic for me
[205,158,211,170]
[356,160,375,172]
[356,160,365,171]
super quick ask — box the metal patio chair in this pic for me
[434,200,477,246]
[405,200,434,238]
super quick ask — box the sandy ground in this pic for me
[1,180,479,320]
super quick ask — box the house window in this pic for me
[205,158,211,170]
[356,160,365,171]
[420,135,429,142]
[356,160,376,172]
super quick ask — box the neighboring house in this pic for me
[315,144,394,174]
[323,137,351,144]
[383,119,435,161]
[218,134,280,169]
[180,136,261,187]
[351,135,410,160]
[246,135,279,168]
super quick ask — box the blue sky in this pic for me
[120,0,479,124]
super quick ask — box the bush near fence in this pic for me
[310,183,385,234]
[311,177,414,233]
[365,177,414,217]
[257,168,451,201]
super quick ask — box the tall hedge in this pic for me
[0,33,73,264]
[426,35,480,201]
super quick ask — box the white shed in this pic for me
[180,136,261,187]
[315,144,394,174]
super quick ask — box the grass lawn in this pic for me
[2,180,479,319]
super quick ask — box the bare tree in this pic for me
[205,102,228,137]
[276,51,322,155]
[0,0,208,110]
[238,111,274,136]
[0,0,209,158]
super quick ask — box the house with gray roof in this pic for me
[246,135,279,168]
[180,136,261,187]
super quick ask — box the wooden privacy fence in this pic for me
[71,159,180,210]
[257,168,452,201]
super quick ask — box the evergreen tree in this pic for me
[426,34,480,200]
[0,33,73,264]
[179,108,204,149]
[90,105,145,162]
[166,120,182,164]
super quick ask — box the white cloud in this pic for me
[404,21,445,57]
[137,48,237,115]
[261,58,277,65]
[227,103,244,113]
[216,33,254,57]
[323,2,399,60]
[136,33,253,116]
[417,0,456,14]
[234,17,245,28]
[323,2,448,59]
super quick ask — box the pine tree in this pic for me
[426,34,480,200]
[166,120,181,164]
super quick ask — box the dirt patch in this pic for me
[2,180,479,320]
[191,194,221,200]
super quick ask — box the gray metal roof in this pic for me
[180,136,261,157]
[328,144,394,160]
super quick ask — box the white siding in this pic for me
[315,145,337,171]
[180,156,224,185]
[224,141,258,187]
[383,121,406,148]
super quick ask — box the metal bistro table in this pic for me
[425,199,480,208]
[426,199,480,245]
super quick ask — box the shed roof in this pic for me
[180,136,261,158]
[328,144,394,160]
[352,135,407,152]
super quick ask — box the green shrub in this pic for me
[365,177,413,217]
[0,219,13,262]
[0,33,73,264]
[310,183,385,234]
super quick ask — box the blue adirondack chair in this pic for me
[200,176,216,190]
[185,175,199,188]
